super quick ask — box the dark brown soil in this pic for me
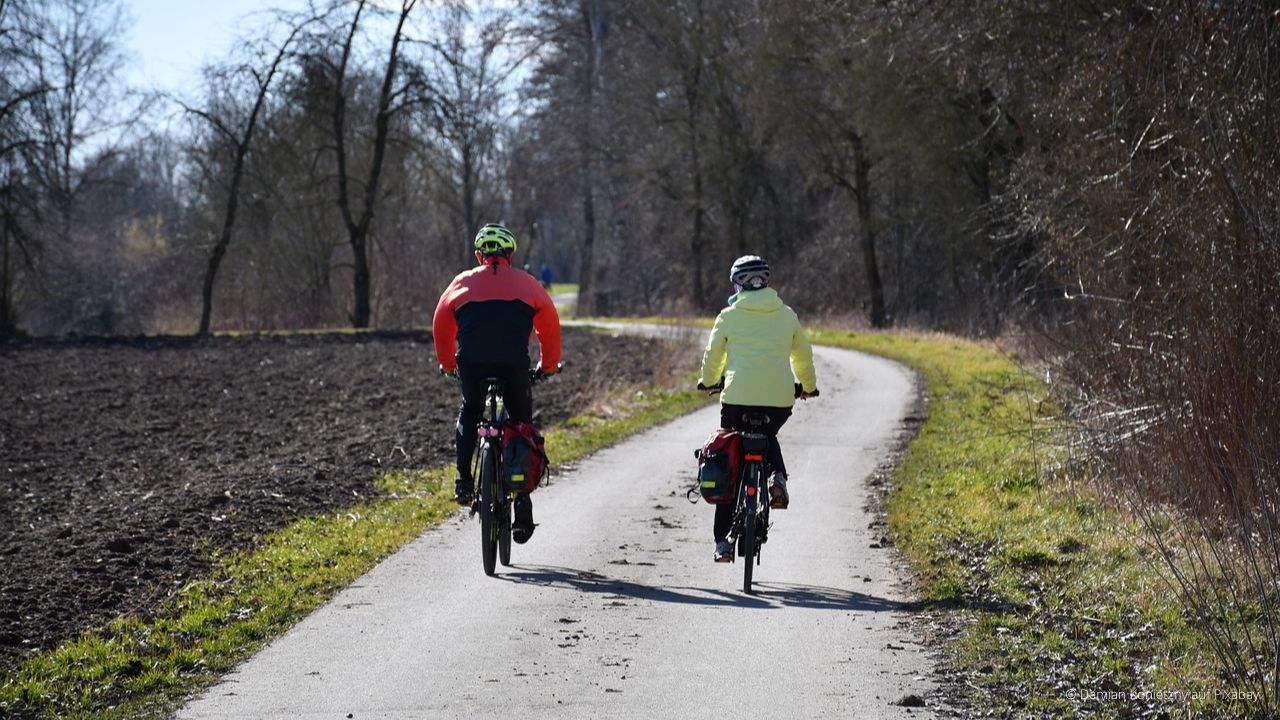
[0,328,669,673]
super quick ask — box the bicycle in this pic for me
[734,410,773,594]
[697,381,818,594]
[468,367,555,577]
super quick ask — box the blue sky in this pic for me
[124,0,306,92]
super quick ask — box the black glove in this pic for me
[794,382,820,399]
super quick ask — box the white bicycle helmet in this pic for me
[729,255,771,290]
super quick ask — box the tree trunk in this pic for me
[351,236,371,326]
[0,217,14,337]
[195,23,306,336]
[686,92,706,309]
[333,0,415,329]
[576,157,596,316]
[197,127,254,336]
[574,0,606,317]
[690,145,706,307]
[850,131,887,328]
[684,0,707,309]
[332,2,364,326]
[462,142,476,264]
[198,201,236,335]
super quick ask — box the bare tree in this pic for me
[628,0,714,308]
[181,15,315,336]
[418,2,528,264]
[769,4,893,327]
[519,0,612,313]
[575,0,607,315]
[0,0,45,336]
[24,0,132,233]
[328,0,419,328]
[1,0,158,334]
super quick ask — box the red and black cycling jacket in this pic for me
[432,255,562,372]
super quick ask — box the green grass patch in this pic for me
[809,329,1230,718]
[0,385,710,720]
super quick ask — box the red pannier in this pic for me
[695,428,742,504]
[501,421,548,493]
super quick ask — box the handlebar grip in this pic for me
[530,362,564,382]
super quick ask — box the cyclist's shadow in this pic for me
[748,581,922,612]
[497,565,916,612]
[498,564,768,608]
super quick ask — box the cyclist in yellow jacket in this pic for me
[699,255,819,563]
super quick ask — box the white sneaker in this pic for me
[714,540,733,563]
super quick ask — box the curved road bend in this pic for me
[180,343,940,719]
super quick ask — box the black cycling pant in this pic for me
[714,404,792,542]
[455,361,533,483]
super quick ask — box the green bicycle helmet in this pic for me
[474,223,517,255]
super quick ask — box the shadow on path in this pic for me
[749,581,922,612]
[498,564,767,608]
[497,565,920,613]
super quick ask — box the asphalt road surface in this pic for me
[179,344,940,719]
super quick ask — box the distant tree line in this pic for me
[0,0,1273,340]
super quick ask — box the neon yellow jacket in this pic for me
[699,288,818,408]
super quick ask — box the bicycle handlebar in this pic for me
[439,361,564,382]
[696,377,819,399]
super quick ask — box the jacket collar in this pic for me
[729,287,783,311]
[479,254,513,268]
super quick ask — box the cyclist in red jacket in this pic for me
[433,223,562,544]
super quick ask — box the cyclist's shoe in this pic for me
[768,472,790,509]
[453,475,474,506]
[512,494,536,544]
[714,540,733,563]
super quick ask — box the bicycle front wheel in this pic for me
[479,442,498,576]
[498,492,512,566]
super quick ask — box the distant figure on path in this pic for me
[539,262,554,290]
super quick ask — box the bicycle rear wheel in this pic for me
[479,442,498,576]
[741,465,759,594]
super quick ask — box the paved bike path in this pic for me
[179,345,940,719]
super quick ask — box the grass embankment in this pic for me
[0,386,709,720]
[811,330,1223,718]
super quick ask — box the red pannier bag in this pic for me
[695,428,742,504]
[502,421,548,493]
